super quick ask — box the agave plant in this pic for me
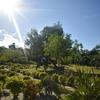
[67,70,100,100]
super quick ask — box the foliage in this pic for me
[52,74,59,83]
[44,34,67,63]
[59,75,66,86]
[0,82,3,99]
[25,29,44,60]
[0,48,27,64]
[6,76,24,100]
[0,74,7,88]
[67,70,100,100]
[23,79,42,99]
[41,22,64,41]
[42,76,61,96]
[0,23,99,67]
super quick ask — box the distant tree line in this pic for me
[0,22,100,67]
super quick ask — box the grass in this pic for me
[0,64,100,75]
[68,64,100,74]
[0,64,100,100]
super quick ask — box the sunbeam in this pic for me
[11,15,24,48]
[0,0,28,60]
[11,15,28,61]
[0,0,24,48]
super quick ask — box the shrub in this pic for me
[38,72,47,79]
[23,76,31,80]
[6,76,24,100]
[67,76,75,87]
[0,74,7,88]
[42,76,61,96]
[0,82,3,99]
[7,71,16,77]
[52,74,59,83]
[23,79,42,100]
[59,75,66,86]
[32,71,40,79]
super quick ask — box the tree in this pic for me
[25,29,44,60]
[79,49,90,65]
[89,45,100,67]
[41,22,64,42]
[71,40,83,64]
[44,34,72,64]
[44,34,62,63]
[25,23,64,61]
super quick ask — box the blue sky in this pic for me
[0,0,100,49]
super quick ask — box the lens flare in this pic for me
[11,15,28,60]
[11,15,24,48]
[0,0,23,47]
[0,0,28,60]
[0,0,20,16]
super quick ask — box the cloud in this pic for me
[0,29,24,48]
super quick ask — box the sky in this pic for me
[0,0,100,50]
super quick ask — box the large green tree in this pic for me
[44,34,72,64]
[25,23,64,61]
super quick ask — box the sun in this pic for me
[0,0,20,16]
[0,0,24,48]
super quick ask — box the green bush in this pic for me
[67,76,75,87]
[42,76,61,96]
[52,74,59,83]
[0,82,3,99]
[59,75,66,86]
[32,71,40,79]
[7,71,16,77]
[23,76,31,80]
[0,74,7,88]
[6,76,24,100]
[38,72,47,79]
[23,79,42,100]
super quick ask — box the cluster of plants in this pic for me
[66,70,100,100]
[0,63,100,100]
